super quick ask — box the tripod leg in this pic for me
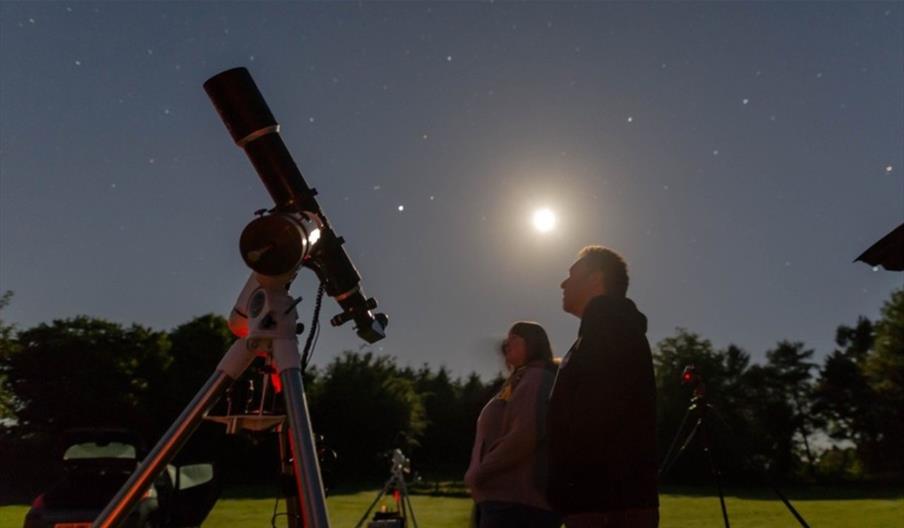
[398,476,418,528]
[278,425,303,528]
[659,405,694,478]
[701,420,730,528]
[94,340,255,528]
[398,483,407,519]
[275,339,330,528]
[659,418,703,480]
[765,485,810,528]
[707,408,810,528]
[354,477,394,528]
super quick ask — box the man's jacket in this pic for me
[547,295,659,514]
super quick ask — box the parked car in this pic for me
[23,428,218,528]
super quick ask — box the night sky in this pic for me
[1,2,901,378]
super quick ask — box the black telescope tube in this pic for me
[202,68,275,144]
[203,68,317,212]
[204,67,386,343]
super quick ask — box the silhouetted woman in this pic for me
[465,321,560,528]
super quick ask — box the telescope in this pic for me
[95,68,386,528]
[205,67,387,342]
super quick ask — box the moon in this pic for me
[532,208,557,233]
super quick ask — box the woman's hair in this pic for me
[509,321,555,369]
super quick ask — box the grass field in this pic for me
[2,486,901,527]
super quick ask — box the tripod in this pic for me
[658,370,810,528]
[355,450,419,528]
[94,273,330,528]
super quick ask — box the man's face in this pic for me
[560,257,604,318]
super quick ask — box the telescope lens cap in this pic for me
[240,214,307,276]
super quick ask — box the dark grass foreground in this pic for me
[2,485,902,527]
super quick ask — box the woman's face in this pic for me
[503,332,528,369]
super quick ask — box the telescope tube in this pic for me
[204,67,387,343]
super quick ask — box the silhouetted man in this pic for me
[547,246,659,527]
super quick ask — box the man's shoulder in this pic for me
[581,295,648,335]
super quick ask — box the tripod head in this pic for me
[681,364,707,401]
[389,449,412,478]
[204,67,388,343]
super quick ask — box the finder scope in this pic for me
[204,67,387,343]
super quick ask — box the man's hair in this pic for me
[578,245,629,297]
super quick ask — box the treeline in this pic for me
[657,288,903,483]
[0,289,901,501]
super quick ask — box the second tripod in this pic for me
[658,365,810,528]
[355,450,419,528]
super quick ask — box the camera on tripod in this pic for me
[356,449,419,528]
[661,363,811,528]
[681,365,701,387]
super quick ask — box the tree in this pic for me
[309,352,425,481]
[160,314,234,431]
[812,289,904,478]
[0,316,172,500]
[406,366,498,478]
[3,317,171,439]
[653,329,809,482]
[410,365,464,476]
[764,341,817,475]
[862,288,904,475]
[0,291,18,422]
[653,329,740,482]
[812,317,878,476]
[741,361,797,477]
